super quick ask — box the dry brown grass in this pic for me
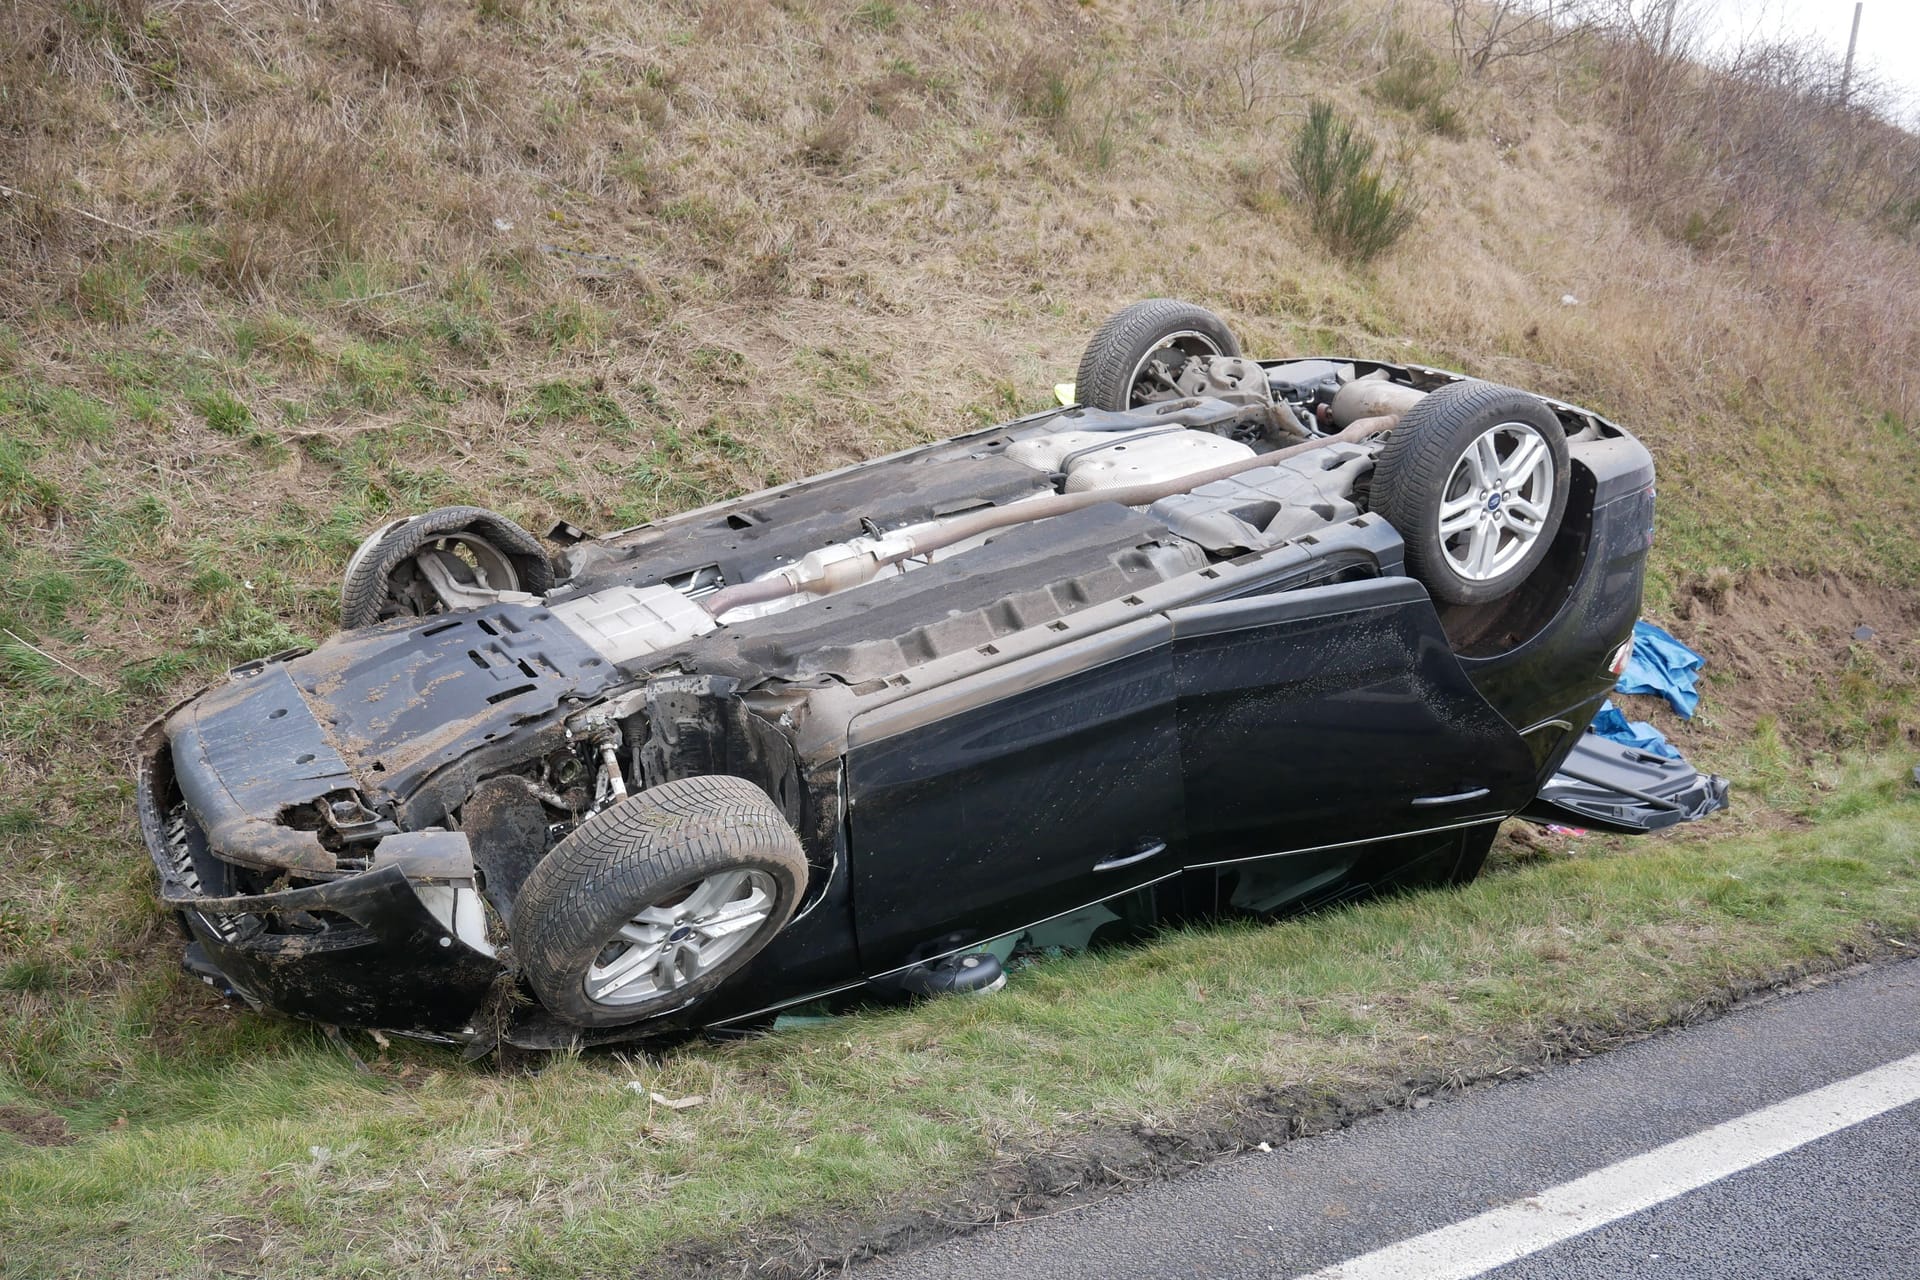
[1,5,1918,1273]
[1587,10,1920,419]
[0,0,1913,792]
[0,1,1909,655]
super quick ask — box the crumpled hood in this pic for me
[165,662,364,873]
[165,603,619,873]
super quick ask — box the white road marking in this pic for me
[1299,1048,1920,1280]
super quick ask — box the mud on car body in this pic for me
[137,300,1728,1049]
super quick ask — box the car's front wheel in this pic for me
[1074,299,1243,410]
[511,775,809,1028]
[339,505,554,628]
[1369,381,1571,605]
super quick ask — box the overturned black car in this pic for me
[138,300,1728,1048]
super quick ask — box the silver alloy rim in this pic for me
[417,532,520,592]
[1436,421,1555,583]
[1126,329,1224,405]
[583,869,777,1007]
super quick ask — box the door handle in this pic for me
[1094,840,1166,872]
[1411,787,1491,808]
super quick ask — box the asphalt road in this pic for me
[858,959,1920,1280]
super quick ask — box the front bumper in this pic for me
[137,737,505,1036]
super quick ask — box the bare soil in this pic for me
[0,1103,74,1147]
[1680,571,1918,694]
[1645,571,1920,756]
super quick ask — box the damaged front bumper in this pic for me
[137,732,505,1038]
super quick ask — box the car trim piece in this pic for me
[1554,765,1690,813]
[1166,576,1430,638]
[706,869,1191,1028]
[1185,817,1493,871]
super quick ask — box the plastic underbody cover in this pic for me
[1149,444,1374,553]
[1521,731,1731,834]
[1266,358,1345,400]
[284,603,620,806]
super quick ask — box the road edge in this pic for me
[672,944,1913,1279]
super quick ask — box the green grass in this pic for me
[1,759,1914,1278]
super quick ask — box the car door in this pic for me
[1167,576,1538,869]
[845,616,1183,977]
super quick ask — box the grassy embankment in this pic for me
[2,1,1917,1275]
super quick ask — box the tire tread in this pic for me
[340,506,554,628]
[511,776,807,1027]
[1074,299,1241,411]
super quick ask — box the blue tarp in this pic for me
[1591,699,1682,759]
[1586,621,1705,759]
[1616,620,1703,718]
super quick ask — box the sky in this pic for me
[1695,0,1920,123]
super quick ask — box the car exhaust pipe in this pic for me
[1330,374,1426,427]
[700,406,1417,619]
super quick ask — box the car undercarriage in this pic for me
[137,300,1728,1048]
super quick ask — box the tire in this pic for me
[339,506,554,628]
[1074,299,1242,411]
[1369,381,1570,605]
[511,775,808,1028]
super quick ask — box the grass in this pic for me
[1,0,1918,1274]
[0,759,1915,1278]
[1373,28,1464,136]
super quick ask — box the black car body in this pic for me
[137,318,1726,1048]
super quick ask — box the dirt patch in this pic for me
[0,1104,75,1147]
[193,1220,267,1275]
[1646,571,1919,754]
[673,950,1910,1279]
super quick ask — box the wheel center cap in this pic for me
[668,925,694,942]
[1486,492,1503,511]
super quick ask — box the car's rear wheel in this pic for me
[1369,381,1570,605]
[339,505,554,628]
[1074,299,1242,410]
[511,775,808,1028]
